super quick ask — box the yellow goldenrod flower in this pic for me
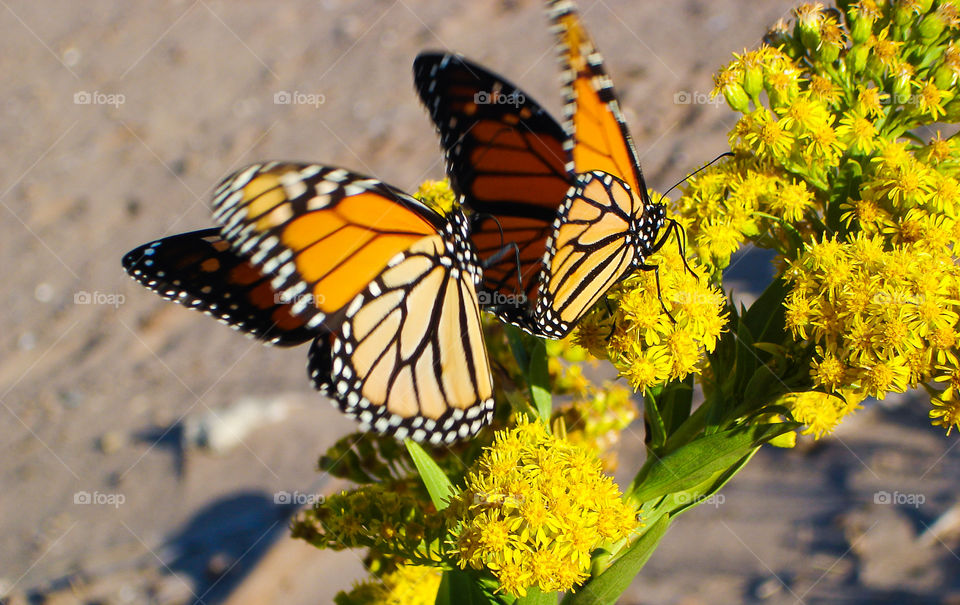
[447,417,637,597]
[915,80,950,121]
[336,565,443,605]
[930,396,960,435]
[856,85,887,117]
[783,390,852,438]
[744,109,796,159]
[835,111,878,155]
[414,179,456,214]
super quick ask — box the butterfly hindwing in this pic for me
[210,162,494,442]
[308,223,494,443]
[122,229,315,346]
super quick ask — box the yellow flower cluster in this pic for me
[292,482,447,563]
[682,0,960,435]
[784,232,960,397]
[446,417,637,597]
[575,235,728,393]
[335,565,441,605]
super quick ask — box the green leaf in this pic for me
[406,440,455,511]
[561,514,670,605]
[504,324,530,373]
[527,340,553,421]
[435,569,497,605]
[741,277,788,345]
[657,450,755,516]
[518,586,558,605]
[505,389,537,418]
[629,423,795,504]
[643,391,667,451]
[659,376,693,436]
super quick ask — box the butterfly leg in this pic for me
[635,262,677,324]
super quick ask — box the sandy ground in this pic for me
[2,0,959,603]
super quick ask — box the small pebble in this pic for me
[18,332,36,351]
[34,282,54,302]
[98,431,127,454]
[753,575,784,599]
[206,552,235,579]
[62,46,81,67]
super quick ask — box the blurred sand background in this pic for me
[2,0,959,603]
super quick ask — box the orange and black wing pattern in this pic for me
[415,2,671,340]
[413,53,572,325]
[210,162,494,443]
[122,228,315,346]
[547,0,647,198]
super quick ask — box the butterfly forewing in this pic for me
[413,53,572,313]
[122,228,315,346]
[211,163,443,331]
[547,0,647,198]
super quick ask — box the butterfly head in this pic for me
[633,199,668,261]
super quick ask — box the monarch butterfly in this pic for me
[123,163,494,444]
[414,0,675,339]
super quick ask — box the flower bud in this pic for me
[796,7,824,51]
[918,11,946,40]
[847,43,870,74]
[764,18,792,49]
[891,74,913,105]
[892,2,915,27]
[816,41,841,64]
[849,11,874,44]
[743,64,764,98]
[934,63,957,91]
[723,83,751,113]
[943,97,960,121]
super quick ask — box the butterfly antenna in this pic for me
[658,151,734,201]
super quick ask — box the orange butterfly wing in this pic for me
[414,53,572,318]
